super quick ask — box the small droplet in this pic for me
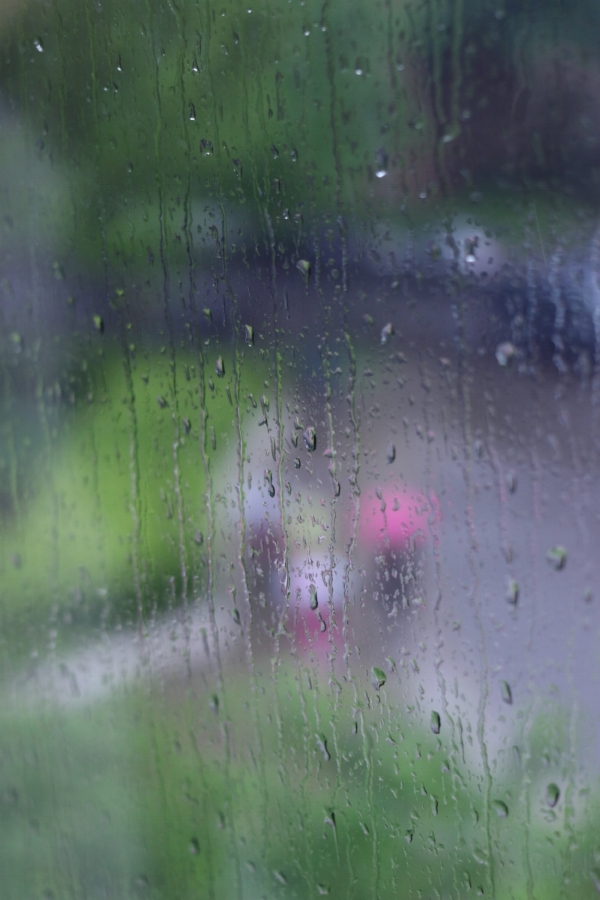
[308,584,318,610]
[34,38,44,52]
[546,546,567,570]
[215,356,225,377]
[273,871,287,885]
[244,324,254,345]
[386,443,396,464]
[546,783,560,808]
[93,314,104,333]
[157,395,168,409]
[189,837,200,855]
[381,322,394,344]
[189,102,196,121]
[430,711,441,734]
[493,800,509,818]
[372,667,386,689]
[500,681,512,704]
[505,470,517,493]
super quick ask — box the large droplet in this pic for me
[304,426,316,452]
[546,546,567,570]
[375,147,388,178]
[372,667,387,689]
[492,800,509,818]
[501,681,512,704]
[431,711,441,734]
[546,783,560,808]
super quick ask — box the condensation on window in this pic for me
[1,1,600,898]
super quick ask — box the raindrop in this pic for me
[546,783,560,808]
[200,138,214,156]
[431,711,441,734]
[505,578,519,605]
[93,314,104,333]
[296,258,310,283]
[493,800,509,818]
[189,837,200,855]
[546,546,567,570]
[244,324,254,345]
[505,470,517,493]
[381,322,394,344]
[34,38,44,52]
[273,871,288,885]
[304,426,317,452]
[316,733,331,761]
[500,681,512,704]
[157,395,168,409]
[215,356,225,377]
[375,147,388,178]
[372,667,387,689]
[309,584,318,610]
[189,102,196,121]
[386,443,396,464]
[496,341,516,366]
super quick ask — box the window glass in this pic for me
[1,1,600,898]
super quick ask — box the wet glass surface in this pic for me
[1,1,600,897]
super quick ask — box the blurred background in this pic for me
[1,0,600,897]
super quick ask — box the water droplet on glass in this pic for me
[493,800,509,818]
[157,395,168,409]
[309,584,318,610]
[200,138,214,156]
[506,578,519,605]
[501,680,512,704]
[93,314,104,333]
[189,837,200,855]
[244,324,254,345]
[496,341,516,366]
[546,546,567,570]
[189,102,196,121]
[431,711,441,734]
[316,733,330,761]
[381,322,394,344]
[546,783,560,808]
[215,356,225,377]
[375,147,388,178]
[386,443,396,463]
[505,470,517,493]
[296,258,310,283]
[273,871,288,885]
[304,426,317,452]
[34,38,44,52]
[372,667,387,689]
